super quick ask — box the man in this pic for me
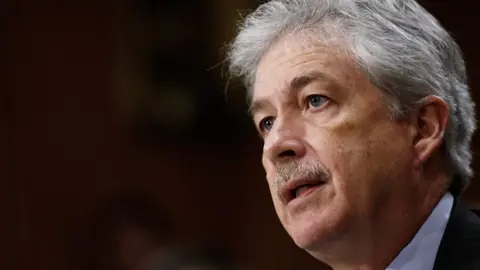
[227,0,480,269]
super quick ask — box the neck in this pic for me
[311,170,449,270]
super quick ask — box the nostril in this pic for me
[279,149,296,157]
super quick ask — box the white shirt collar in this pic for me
[386,192,454,270]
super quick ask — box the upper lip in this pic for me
[280,176,326,204]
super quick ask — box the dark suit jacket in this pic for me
[433,199,480,270]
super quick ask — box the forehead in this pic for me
[252,36,354,101]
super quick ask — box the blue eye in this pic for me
[307,94,328,108]
[259,117,275,132]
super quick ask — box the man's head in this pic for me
[227,0,476,266]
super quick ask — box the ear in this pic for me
[409,95,449,168]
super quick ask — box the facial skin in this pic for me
[251,34,449,269]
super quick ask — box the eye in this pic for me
[307,94,329,109]
[259,116,275,132]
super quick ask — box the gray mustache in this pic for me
[275,161,330,188]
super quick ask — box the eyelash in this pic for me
[258,116,275,133]
[305,94,329,109]
[257,94,330,134]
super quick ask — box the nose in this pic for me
[263,121,306,164]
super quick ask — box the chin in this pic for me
[285,206,349,252]
[288,222,332,250]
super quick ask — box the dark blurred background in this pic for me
[1,0,479,269]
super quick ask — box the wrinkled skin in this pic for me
[250,35,448,268]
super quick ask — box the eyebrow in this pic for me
[248,71,339,117]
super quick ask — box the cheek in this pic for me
[309,117,410,196]
[263,156,289,221]
[343,132,412,210]
[262,155,277,188]
[263,156,281,198]
[267,174,288,224]
[331,142,375,192]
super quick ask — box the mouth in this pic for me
[281,177,327,204]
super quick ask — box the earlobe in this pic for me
[411,96,449,168]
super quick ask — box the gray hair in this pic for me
[227,0,476,195]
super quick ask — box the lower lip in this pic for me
[289,184,325,204]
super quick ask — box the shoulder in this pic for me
[434,198,480,270]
